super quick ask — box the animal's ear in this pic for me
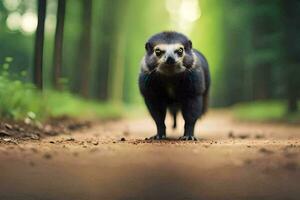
[145,42,153,53]
[185,40,192,50]
[188,40,192,49]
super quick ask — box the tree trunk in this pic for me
[108,31,126,103]
[253,63,271,100]
[281,0,299,113]
[53,0,66,90]
[107,0,127,103]
[288,88,298,113]
[78,0,92,97]
[94,0,116,100]
[33,0,47,90]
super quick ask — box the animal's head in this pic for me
[143,31,194,75]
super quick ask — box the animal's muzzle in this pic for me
[166,56,175,65]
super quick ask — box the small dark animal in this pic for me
[139,31,210,140]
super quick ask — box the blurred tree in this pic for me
[77,0,92,98]
[33,0,47,89]
[62,0,82,93]
[213,0,249,106]
[247,0,281,100]
[281,0,300,113]
[107,0,128,103]
[94,0,119,100]
[53,0,66,90]
[209,0,288,108]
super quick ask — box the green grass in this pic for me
[43,91,124,120]
[232,100,300,123]
[0,78,124,121]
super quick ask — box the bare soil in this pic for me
[0,110,300,200]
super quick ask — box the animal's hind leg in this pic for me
[169,104,179,129]
[202,89,209,114]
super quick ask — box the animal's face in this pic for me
[153,43,185,74]
[144,32,194,76]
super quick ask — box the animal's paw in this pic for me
[146,134,167,140]
[179,135,198,141]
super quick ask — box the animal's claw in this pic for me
[179,135,198,141]
[147,134,167,140]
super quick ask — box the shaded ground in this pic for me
[0,110,300,200]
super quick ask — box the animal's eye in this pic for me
[155,49,163,56]
[176,48,184,56]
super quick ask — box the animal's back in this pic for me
[192,49,210,114]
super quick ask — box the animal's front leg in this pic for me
[180,96,203,141]
[144,97,167,140]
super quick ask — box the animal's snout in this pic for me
[166,56,175,65]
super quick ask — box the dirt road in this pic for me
[0,110,300,200]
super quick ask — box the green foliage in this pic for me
[0,58,123,120]
[0,58,44,119]
[233,100,300,123]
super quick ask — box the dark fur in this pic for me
[139,31,210,140]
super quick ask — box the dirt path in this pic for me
[0,110,300,200]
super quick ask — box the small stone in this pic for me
[238,134,250,139]
[255,134,265,139]
[49,141,55,144]
[93,141,99,145]
[228,131,235,138]
[65,137,75,142]
[3,138,12,142]
[120,137,126,141]
[3,138,18,144]
[29,134,40,140]
[4,123,13,130]
[24,118,31,124]
[43,153,52,159]
[259,148,274,154]
[0,130,10,137]
[90,148,98,153]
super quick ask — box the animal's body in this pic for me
[139,31,210,140]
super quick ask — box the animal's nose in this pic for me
[166,56,175,65]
